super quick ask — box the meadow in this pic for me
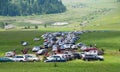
[0,0,119,30]
[0,30,120,72]
[0,0,120,72]
[1,30,120,55]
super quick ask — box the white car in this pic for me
[25,54,40,62]
[47,53,72,61]
[47,54,67,60]
[36,49,47,55]
[10,54,40,62]
[64,44,72,49]
[5,51,15,57]
[32,46,40,52]
[71,45,77,49]
[10,55,26,62]
[22,42,28,46]
[33,38,40,41]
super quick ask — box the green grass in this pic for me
[0,30,120,54]
[0,30,120,72]
[77,31,120,50]
[0,0,120,72]
[0,30,45,55]
[0,0,119,30]
[0,55,120,72]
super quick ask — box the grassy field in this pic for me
[0,30,120,55]
[0,59,120,72]
[78,31,120,50]
[0,30,44,55]
[0,30,120,72]
[0,0,120,72]
[0,0,119,30]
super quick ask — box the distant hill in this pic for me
[0,0,66,16]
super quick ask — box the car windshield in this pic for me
[34,46,40,48]
[14,56,23,58]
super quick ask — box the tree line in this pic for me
[117,0,120,2]
[0,0,66,16]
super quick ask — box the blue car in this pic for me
[0,57,14,62]
[44,56,66,62]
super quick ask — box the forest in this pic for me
[0,0,66,16]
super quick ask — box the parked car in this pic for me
[0,57,14,62]
[80,52,86,58]
[10,55,26,62]
[45,56,66,62]
[64,51,74,60]
[64,44,72,49]
[33,38,40,41]
[36,49,47,55]
[47,54,69,61]
[21,41,28,46]
[32,46,40,52]
[73,52,82,59]
[25,54,40,62]
[82,54,104,61]
[5,51,15,57]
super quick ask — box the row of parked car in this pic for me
[44,51,104,62]
[0,52,104,62]
[0,54,39,62]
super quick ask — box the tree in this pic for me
[35,25,38,29]
[0,0,66,16]
[117,0,120,2]
[44,24,47,28]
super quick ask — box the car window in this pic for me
[28,56,33,58]
[1,58,9,60]
[52,58,56,60]
[16,56,24,58]
[57,58,61,60]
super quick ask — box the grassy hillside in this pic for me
[0,1,120,72]
[0,30,44,56]
[77,31,120,50]
[0,30,120,72]
[0,30,120,55]
[0,0,119,30]
[83,2,120,30]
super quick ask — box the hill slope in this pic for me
[0,0,119,30]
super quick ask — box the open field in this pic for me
[0,59,120,72]
[0,30,120,72]
[78,31,120,50]
[0,30,120,55]
[0,0,120,72]
[0,30,44,56]
[0,0,119,30]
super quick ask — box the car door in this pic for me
[56,57,61,62]
[26,55,33,61]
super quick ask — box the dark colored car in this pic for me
[73,53,82,59]
[44,56,66,62]
[83,54,104,61]
[0,57,14,62]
